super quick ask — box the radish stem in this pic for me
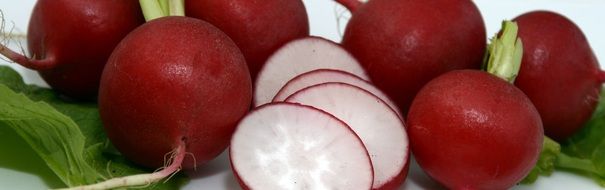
[58,142,186,190]
[484,21,523,83]
[169,0,185,16]
[0,43,56,70]
[140,0,165,21]
[158,0,169,17]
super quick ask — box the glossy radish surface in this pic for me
[273,69,401,118]
[185,0,309,81]
[254,37,368,106]
[99,16,252,170]
[285,83,409,189]
[513,11,604,141]
[230,103,373,190]
[408,70,543,189]
[337,0,486,114]
[0,0,144,99]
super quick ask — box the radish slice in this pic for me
[230,103,374,190]
[254,37,368,107]
[273,69,402,118]
[285,83,409,189]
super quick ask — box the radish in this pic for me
[230,103,374,189]
[273,69,401,118]
[254,37,368,106]
[407,21,543,189]
[335,0,486,114]
[285,83,409,189]
[66,1,251,189]
[185,0,309,81]
[0,0,144,99]
[513,11,604,141]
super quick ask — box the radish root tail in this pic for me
[0,10,55,70]
[57,142,187,190]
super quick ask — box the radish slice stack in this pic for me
[231,37,410,189]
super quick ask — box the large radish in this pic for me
[513,11,604,141]
[230,103,374,189]
[185,0,309,80]
[0,0,144,99]
[407,21,543,189]
[65,2,251,189]
[254,37,368,106]
[335,0,486,114]
[286,83,409,189]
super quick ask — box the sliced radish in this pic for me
[285,83,409,190]
[273,69,402,118]
[230,103,374,190]
[254,37,368,107]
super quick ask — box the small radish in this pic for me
[230,103,374,189]
[407,21,543,189]
[0,0,144,99]
[185,0,309,80]
[335,0,486,114]
[67,1,251,189]
[286,83,409,189]
[513,11,604,141]
[254,37,368,106]
[273,69,401,118]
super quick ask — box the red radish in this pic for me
[273,69,401,118]
[407,22,543,189]
[185,0,309,80]
[230,103,374,189]
[68,2,251,189]
[285,83,409,189]
[254,37,368,106]
[513,11,604,141]
[0,0,144,99]
[336,0,486,114]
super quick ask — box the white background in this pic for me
[0,0,604,189]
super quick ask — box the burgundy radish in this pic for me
[513,11,604,141]
[0,0,144,99]
[407,22,543,189]
[336,0,486,114]
[273,69,401,118]
[230,103,374,189]
[254,37,368,106]
[67,2,251,189]
[286,83,409,189]
[185,0,309,80]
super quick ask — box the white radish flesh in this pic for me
[254,37,368,107]
[285,83,409,189]
[230,103,374,190]
[273,69,402,118]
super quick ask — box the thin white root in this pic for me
[57,143,186,190]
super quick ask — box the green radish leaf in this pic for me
[521,136,560,184]
[0,66,187,189]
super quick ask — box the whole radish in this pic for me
[185,0,309,80]
[0,0,144,99]
[407,22,543,189]
[67,2,251,189]
[513,11,604,141]
[336,0,486,114]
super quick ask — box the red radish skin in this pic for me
[273,69,402,118]
[286,83,409,190]
[336,0,486,114]
[0,0,144,99]
[99,16,252,169]
[230,103,374,190]
[407,70,543,189]
[254,37,368,107]
[185,0,309,80]
[513,11,604,141]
